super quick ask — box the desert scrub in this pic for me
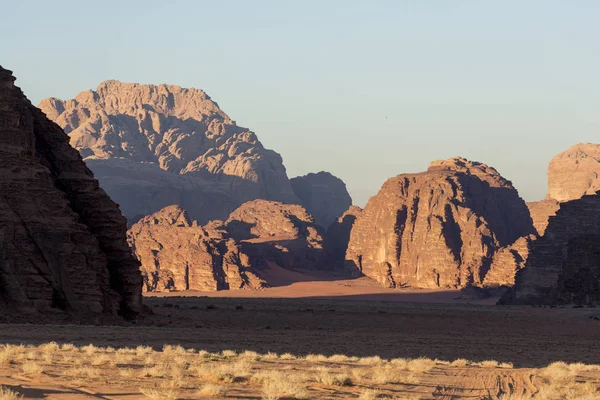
[139,387,178,400]
[314,366,353,386]
[260,370,309,400]
[0,386,23,400]
[196,383,226,398]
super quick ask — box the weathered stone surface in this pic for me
[483,235,535,287]
[0,66,142,317]
[547,143,600,202]
[325,206,363,270]
[290,172,352,228]
[345,157,535,289]
[127,206,265,292]
[39,81,299,224]
[128,200,328,291]
[500,192,600,305]
[527,200,560,236]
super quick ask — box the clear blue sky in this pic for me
[3,0,599,206]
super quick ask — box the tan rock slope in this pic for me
[0,66,142,317]
[526,199,560,235]
[290,171,353,228]
[547,143,600,202]
[128,200,327,292]
[345,157,535,288]
[501,192,600,305]
[39,81,299,223]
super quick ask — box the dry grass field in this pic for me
[1,342,599,399]
[1,284,600,399]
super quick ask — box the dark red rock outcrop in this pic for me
[128,200,327,291]
[345,157,535,289]
[290,172,352,228]
[39,81,300,224]
[500,192,600,305]
[0,66,142,317]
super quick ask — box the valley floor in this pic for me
[1,281,600,399]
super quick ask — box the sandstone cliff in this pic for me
[501,192,600,305]
[290,172,352,228]
[527,200,560,235]
[0,66,142,317]
[128,200,327,291]
[39,81,299,223]
[547,143,600,202]
[345,157,535,289]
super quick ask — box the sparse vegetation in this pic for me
[1,342,598,399]
[0,387,22,400]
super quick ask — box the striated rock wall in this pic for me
[0,66,142,317]
[500,192,600,305]
[128,200,328,292]
[345,157,535,289]
[527,200,560,236]
[39,81,299,224]
[290,171,352,229]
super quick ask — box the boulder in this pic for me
[0,66,142,317]
[345,157,535,288]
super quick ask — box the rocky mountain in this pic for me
[345,157,536,289]
[290,172,352,228]
[39,81,300,224]
[500,192,600,305]
[325,206,363,271]
[128,200,327,291]
[0,66,142,317]
[547,143,600,202]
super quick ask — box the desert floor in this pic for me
[1,276,600,399]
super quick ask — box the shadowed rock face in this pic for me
[500,192,600,305]
[345,157,535,289]
[0,66,142,317]
[325,206,363,271]
[39,81,299,224]
[290,172,352,228]
[128,200,328,292]
[547,143,600,202]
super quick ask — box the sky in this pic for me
[2,0,600,206]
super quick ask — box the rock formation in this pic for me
[501,192,600,305]
[127,206,265,292]
[527,200,560,235]
[128,200,327,291]
[0,66,142,317]
[325,206,363,270]
[290,172,352,228]
[39,81,300,224]
[547,143,600,202]
[345,157,536,289]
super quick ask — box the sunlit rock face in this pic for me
[39,80,300,224]
[346,157,535,289]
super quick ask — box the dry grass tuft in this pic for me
[139,387,178,400]
[0,387,23,400]
[358,388,381,400]
[304,353,328,362]
[478,360,500,368]
[21,361,44,376]
[451,358,470,367]
[279,353,296,360]
[371,364,417,385]
[359,356,384,365]
[196,383,227,398]
[314,366,353,386]
[260,370,309,400]
[407,357,436,373]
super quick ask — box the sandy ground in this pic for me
[1,276,600,398]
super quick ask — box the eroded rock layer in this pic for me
[527,200,560,236]
[500,192,600,305]
[128,200,327,291]
[345,157,535,288]
[39,81,299,223]
[290,171,352,229]
[0,66,142,317]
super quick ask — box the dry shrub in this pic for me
[499,362,514,369]
[139,387,178,400]
[39,342,59,353]
[221,349,237,358]
[359,356,384,366]
[60,343,76,351]
[142,363,169,378]
[371,365,417,385]
[119,368,135,378]
[0,386,23,400]
[81,344,98,355]
[241,350,261,361]
[314,366,353,386]
[260,370,309,400]
[263,352,279,361]
[279,353,296,360]
[195,359,252,383]
[351,368,371,384]
[196,383,227,398]
[305,353,328,362]
[407,357,436,373]
[536,381,599,400]
[136,345,153,356]
[478,360,499,368]
[21,361,44,376]
[358,388,381,400]
[451,359,470,367]
[92,354,113,366]
[541,361,577,384]
[328,354,352,363]
[390,358,408,368]
[65,366,99,379]
[162,344,186,356]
